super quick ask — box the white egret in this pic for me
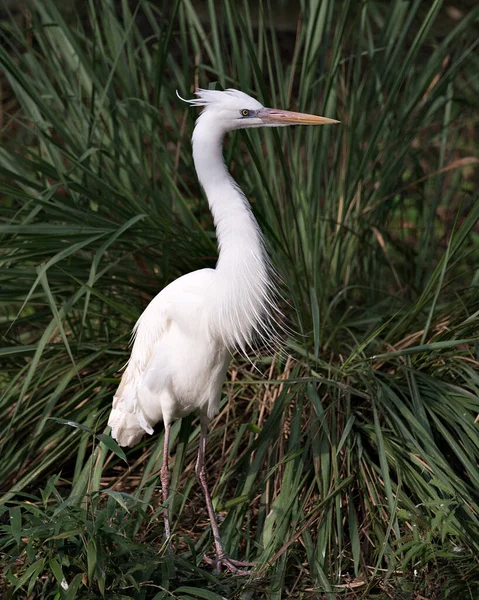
[108,88,338,573]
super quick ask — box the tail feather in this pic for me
[108,361,157,447]
[108,407,145,447]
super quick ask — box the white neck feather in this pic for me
[192,116,276,352]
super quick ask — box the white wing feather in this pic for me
[108,269,228,447]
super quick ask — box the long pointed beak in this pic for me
[257,107,339,126]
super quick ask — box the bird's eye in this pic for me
[241,109,250,117]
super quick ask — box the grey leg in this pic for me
[195,420,253,575]
[161,423,172,542]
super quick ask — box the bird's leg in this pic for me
[195,421,253,575]
[161,423,172,545]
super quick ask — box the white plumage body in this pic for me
[108,269,231,446]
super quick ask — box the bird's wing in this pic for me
[109,269,215,446]
[109,290,173,444]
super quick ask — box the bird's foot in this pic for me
[203,553,255,575]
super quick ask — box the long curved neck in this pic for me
[192,117,275,351]
[192,126,264,270]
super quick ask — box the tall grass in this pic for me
[1,0,478,598]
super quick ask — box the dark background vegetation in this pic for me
[0,0,478,598]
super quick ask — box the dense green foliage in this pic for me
[1,0,478,597]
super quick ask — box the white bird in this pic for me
[108,88,338,573]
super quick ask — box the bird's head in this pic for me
[178,88,339,133]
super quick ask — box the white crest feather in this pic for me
[176,88,264,111]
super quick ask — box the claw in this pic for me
[203,553,255,575]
